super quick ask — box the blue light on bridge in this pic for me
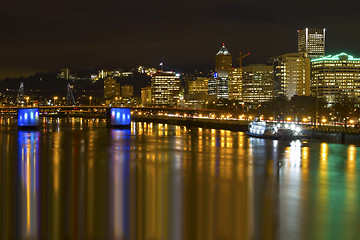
[110,108,131,127]
[18,108,39,128]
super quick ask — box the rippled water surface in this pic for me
[1,118,360,240]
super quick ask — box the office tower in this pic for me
[104,77,121,100]
[215,43,232,70]
[273,52,311,100]
[188,77,210,95]
[229,68,242,100]
[141,86,152,106]
[215,70,229,99]
[242,64,274,104]
[151,71,181,107]
[298,28,326,59]
[208,74,217,96]
[214,43,232,99]
[121,85,134,99]
[311,53,360,104]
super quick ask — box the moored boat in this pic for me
[246,120,304,140]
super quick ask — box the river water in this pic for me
[1,118,360,240]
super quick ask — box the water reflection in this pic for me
[110,129,131,239]
[18,131,40,239]
[1,120,360,239]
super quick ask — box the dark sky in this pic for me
[1,0,360,79]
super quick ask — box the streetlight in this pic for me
[26,96,30,106]
[89,96,92,106]
[54,96,58,106]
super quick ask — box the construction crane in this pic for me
[238,52,250,69]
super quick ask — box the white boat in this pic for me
[247,120,304,139]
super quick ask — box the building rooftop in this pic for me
[311,53,360,62]
[217,43,231,56]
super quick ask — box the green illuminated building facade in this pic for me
[311,53,360,104]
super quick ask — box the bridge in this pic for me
[0,105,250,131]
[0,106,224,118]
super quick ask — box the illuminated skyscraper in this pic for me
[151,71,181,107]
[208,74,217,96]
[215,43,232,70]
[298,28,326,59]
[215,70,229,99]
[214,43,232,99]
[311,53,360,104]
[273,52,311,100]
[229,68,242,101]
[242,64,274,104]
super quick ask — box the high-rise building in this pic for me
[151,71,181,107]
[188,77,209,95]
[215,70,229,99]
[242,64,274,104]
[229,68,242,101]
[215,43,232,70]
[214,44,232,99]
[208,74,217,96]
[141,86,152,106]
[298,28,326,59]
[311,53,360,104]
[121,85,134,99]
[104,77,121,100]
[273,52,311,100]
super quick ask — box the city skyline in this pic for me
[1,1,360,79]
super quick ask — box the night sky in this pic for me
[1,0,359,79]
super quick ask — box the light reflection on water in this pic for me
[18,131,40,239]
[0,119,359,239]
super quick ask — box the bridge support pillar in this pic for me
[108,108,131,129]
[17,108,40,130]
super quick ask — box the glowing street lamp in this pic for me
[53,96,58,106]
[89,96,92,106]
